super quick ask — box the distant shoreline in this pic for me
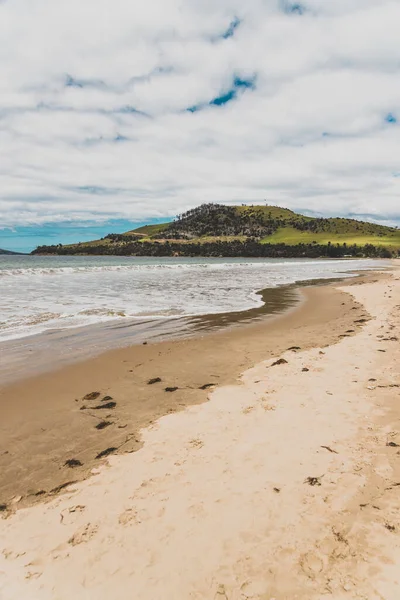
[0,249,27,255]
[30,203,400,258]
[31,238,394,259]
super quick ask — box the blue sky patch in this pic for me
[0,219,165,253]
[385,113,397,124]
[282,2,306,15]
[210,89,236,106]
[210,75,256,106]
[233,75,256,90]
[188,74,256,111]
[221,17,241,39]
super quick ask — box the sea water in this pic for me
[0,255,386,343]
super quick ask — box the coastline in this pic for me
[0,263,399,598]
[0,255,387,384]
[0,273,373,508]
[0,275,355,387]
[0,280,303,386]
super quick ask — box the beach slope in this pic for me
[1,265,400,599]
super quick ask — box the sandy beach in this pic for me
[0,277,367,507]
[1,264,400,599]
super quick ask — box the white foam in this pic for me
[0,256,386,342]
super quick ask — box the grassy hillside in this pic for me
[261,226,400,248]
[128,204,400,249]
[33,203,400,256]
[125,223,170,237]
[61,222,171,249]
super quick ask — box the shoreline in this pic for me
[0,272,369,387]
[0,263,399,598]
[0,279,302,387]
[0,272,374,509]
[0,255,388,383]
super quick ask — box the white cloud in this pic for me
[1,0,400,227]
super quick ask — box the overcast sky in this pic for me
[1,0,400,250]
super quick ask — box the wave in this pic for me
[0,257,384,343]
[0,258,359,278]
[0,302,257,343]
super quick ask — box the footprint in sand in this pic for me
[239,579,269,598]
[187,502,207,518]
[299,551,325,580]
[188,438,204,449]
[214,584,229,599]
[68,523,98,546]
[118,508,141,526]
[25,570,42,580]
[60,504,86,525]
[2,548,26,560]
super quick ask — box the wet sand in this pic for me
[0,276,371,508]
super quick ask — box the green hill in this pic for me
[32,203,400,257]
[128,204,400,248]
[125,223,170,237]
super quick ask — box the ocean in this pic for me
[0,254,386,343]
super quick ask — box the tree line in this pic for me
[32,239,395,258]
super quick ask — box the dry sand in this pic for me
[1,265,400,599]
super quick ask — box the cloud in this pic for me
[0,0,400,229]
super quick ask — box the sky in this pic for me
[1,0,400,252]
